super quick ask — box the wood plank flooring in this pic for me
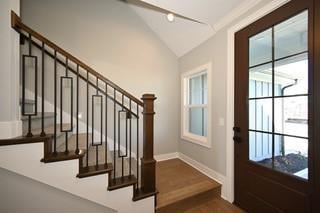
[156,159,244,213]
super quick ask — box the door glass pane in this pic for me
[249,131,273,164]
[274,11,308,59]
[249,63,273,98]
[249,99,272,132]
[273,136,308,179]
[274,53,308,96]
[249,29,272,67]
[274,96,308,138]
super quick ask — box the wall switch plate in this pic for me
[219,118,225,126]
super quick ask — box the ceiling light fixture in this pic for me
[167,13,175,22]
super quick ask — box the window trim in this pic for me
[181,62,212,148]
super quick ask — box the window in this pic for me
[181,63,211,148]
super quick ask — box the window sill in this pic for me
[181,134,211,149]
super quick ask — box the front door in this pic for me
[234,0,319,212]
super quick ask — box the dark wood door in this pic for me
[234,0,319,212]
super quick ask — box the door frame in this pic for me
[225,0,291,203]
[227,0,320,210]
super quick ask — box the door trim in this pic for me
[225,0,291,203]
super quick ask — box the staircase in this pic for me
[0,11,157,212]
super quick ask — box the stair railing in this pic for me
[11,11,156,199]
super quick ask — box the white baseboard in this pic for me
[178,153,227,199]
[155,152,179,161]
[0,120,22,139]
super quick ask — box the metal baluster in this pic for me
[54,50,57,154]
[40,42,45,136]
[64,58,69,153]
[129,100,132,176]
[95,77,99,167]
[86,71,89,167]
[136,105,139,188]
[105,83,108,166]
[121,94,124,178]
[26,34,33,137]
[76,65,79,154]
[113,89,116,179]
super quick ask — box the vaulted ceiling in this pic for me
[125,0,265,57]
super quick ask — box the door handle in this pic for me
[233,126,241,143]
[233,136,241,143]
[233,126,240,133]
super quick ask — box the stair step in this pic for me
[22,113,56,135]
[41,150,85,163]
[20,99,35,105]
[57,133,88,152]
[21,112,55,120]
[108,175,137,191]
[77,163,113,178]
[82,142,109,167]
[23,124,72,138]
[110,150,136,178]
[30,124,72,135]
[0,134,53,146]
[156,159,221,212]
[133,188,158,202]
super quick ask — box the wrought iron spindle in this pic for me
[129,99,132,176]
[95,77,99,167]
[23,33,38,137]
[121,94,124,178]
[53,50,57,153]
[113,88,116,179]
[24,34,33,137]
[64,58,69,153]
[105,82,108,165]
[86,71,89,167]
[40,42,45,136]
[76,65,79,154]
[136,105,139,188]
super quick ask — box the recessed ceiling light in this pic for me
[167,13,175,22]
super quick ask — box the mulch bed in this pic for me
[259,153,307,174]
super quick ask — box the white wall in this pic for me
[0,142,155,213]
[178,0,274,176]
[0,0,21,139]
[0,168,116,213]
[21,0,180,155]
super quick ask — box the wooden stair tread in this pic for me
[57,133,89,152]
[20,99,35,105]
[31,124,72,136]
[133,188,158,202]
[0,135,53,146]
[109,150,135,178]
[41,150,85,163]
[77,163,113,178]
[156,159,221,210]
[157,180,220,209]
[21,112,55,120]
[108,175,137,191]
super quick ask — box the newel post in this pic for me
[141,94,157,193]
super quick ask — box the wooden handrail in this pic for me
[11,11,143,107]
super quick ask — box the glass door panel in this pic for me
[248,10,309,180]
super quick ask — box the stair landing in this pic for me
[156,159,242,213]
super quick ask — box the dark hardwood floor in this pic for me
[156,159,244,213]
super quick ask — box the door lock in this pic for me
[233,126,241,143]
